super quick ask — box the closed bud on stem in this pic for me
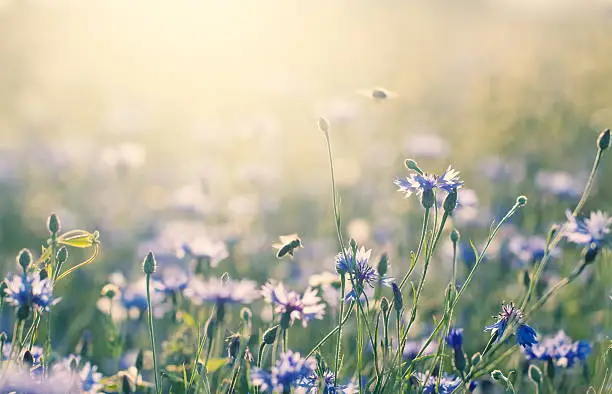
[598,128,611,151]
[453,349,466,372]
[516,195,528,207]
[377,253,388,277]
[142,251,157,275]
[380,297,390,315]
[135,349,144,372]
[56,246,68,264]
[0,332,7,343]
[443,189,458,214]
[17,249,32,272]
[47,213,61,235]
[391,283,403,313]
[404,159,423,174]
[317,117,330,136]
[121,375,132,394]
[17,305,30,321]
[583,243,599,265]
[349,238,357,253]
[421,189,435,209]
[23,351,34,368]
[39,269,48,281]
[528,364,543,385]
[491,370,506,383]
[241,307,252,324]
[101,284,120,300]
[450,229,460,244]
[471,352,482,366]
[263,324,279,345]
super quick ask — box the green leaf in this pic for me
[205,358,228,373]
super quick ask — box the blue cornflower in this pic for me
[445,328,464,351]
[52,355,104,393]
[177,235,229,268]
[563,210,611,247]
[523,331,591,368]
[298,370,353,393]
[484,303,538,347]
[261,282,326,327]
[394,165,463,198]
[251,351,316,393]
[414,372,461,394]
[4,272,60,313]
[335,246,393,301]
[402,337,437,361]
[535,170,584,198]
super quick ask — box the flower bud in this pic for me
[380,297,390,314]
[101,284,120,300]
[516,196,528,207]
[47,213,61,235]
[135,349,144,372]
[598,128,611,151]
[391,283,403,313]
[377,253,388,277]
[121,375,132,394]
[491,370,505,382]
[17,304,30,321]
[317,117,330,136]
[23,351,34,368]
[0,332,7,343]
[421,189,435,209]
[454,349,466,372]
[241,307,253,324]
[546,358,556,380]
[404,159,423,174]
[471,352,482,366]
[443,189,458,214]
[17,249,32,272]
[142,251,157,275]
[56,246,68,264]
[583,243,599,265]
[528,364,542,385]
[450,229,460,244]
[39,269,48,281]
[263,324,279,345]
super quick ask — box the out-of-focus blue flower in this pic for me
[152,264,190,295]
[479,156,525,184]
[563,210,611,247]
[177,235,229,268]
[535,170,584,198]
[251,351,316,393]
[506,235,558,268]
[445,328,464,351]
[298,370,354,393]
[485,303,538,347]
[261,282,326,327]
[524,331,592,368]
[3,273,60,313]
[52,355,104,393]
[394,166,463,198]
[185,277,259,306]
[414,372,461,394]
[402,338,437,361]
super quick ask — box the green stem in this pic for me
[306,305,354,359]
[398,208,430,291]
[333,275,346,387]
[145,274,160,394]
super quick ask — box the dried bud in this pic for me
[142,251,157,275]
[47,213,61,235]
[598,128,611,151]
[17,249,32,272]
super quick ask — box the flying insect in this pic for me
[273,234,303,259]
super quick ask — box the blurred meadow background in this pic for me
[1,0,612,392]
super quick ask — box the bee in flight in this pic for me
[356,87,399,101]
[273,234,303,259]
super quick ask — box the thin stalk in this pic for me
[145,274,160,394]
[356,308,363,393]
[398,208,430,291]
[333,275,346,387]
[306,304,354,359]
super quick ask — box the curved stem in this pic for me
[306,305,354,359]
[398,208,430,291]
